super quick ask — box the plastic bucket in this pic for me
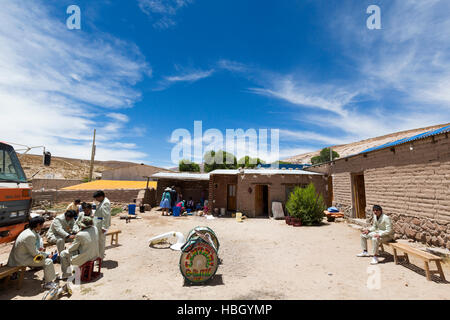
[128,204,136,215]
[173,206,181,217]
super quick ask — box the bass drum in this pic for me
[179,236,218,284]
[186,226,220,251]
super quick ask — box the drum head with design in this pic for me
[186,226,220,251]
[179,237,218,284]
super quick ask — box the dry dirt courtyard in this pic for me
[1,210,449,300]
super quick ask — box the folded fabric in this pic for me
[327,207,339,213]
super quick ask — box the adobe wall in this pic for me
[31,179,82,190]
[209,174,238,213]
[308,133,450,248]
[32,189,143,205]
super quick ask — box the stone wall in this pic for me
[308,132,450,248]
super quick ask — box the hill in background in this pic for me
[17,153,153,180]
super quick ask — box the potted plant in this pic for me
[286,183,326,227]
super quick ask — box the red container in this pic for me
[292,218,302,227]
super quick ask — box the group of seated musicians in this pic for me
[6,201,104,291]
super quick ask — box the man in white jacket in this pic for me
[8,217,57,289]
[357,205,394,264]
[60,216,99,279]
[93,190,111,259]
[46,210,77,254]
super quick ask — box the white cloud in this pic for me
[138,0,193,29]
[165,69,214,82]
[0,1,150,162]
[244,0,450,158]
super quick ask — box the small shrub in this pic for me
[286,183,326,225]
[111,207,122,216]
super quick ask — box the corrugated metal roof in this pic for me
[360,124,450,154]
[152,172,210,180]
[209,169,322,175]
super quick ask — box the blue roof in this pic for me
[360,125,450,154]
[259,163,311,170]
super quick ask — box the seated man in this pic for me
[60,216,99,279]
[46,210,77,254]
[357,205,394,264]
[73,203,94,233]
[67,199,81,213]
[8,217,57,289]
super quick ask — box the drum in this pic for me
[186,226,220,251]
[179,236,218,284]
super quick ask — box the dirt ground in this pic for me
[1,210,449,300]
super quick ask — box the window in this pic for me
[0,145,27,183]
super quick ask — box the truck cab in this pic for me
[0,142,31,243]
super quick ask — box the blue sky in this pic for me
[1,0,449,168]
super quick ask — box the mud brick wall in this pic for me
[31,179,82,190]
[209,174,238,213]
[308,133,450,248]
[32,189,143,204]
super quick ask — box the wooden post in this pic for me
[88,129,96,182]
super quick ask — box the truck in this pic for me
[0,142,50,244]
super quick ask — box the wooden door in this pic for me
[255,185,269,216]
[352,174,366,218]
[227,184,237,211]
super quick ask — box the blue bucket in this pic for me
[172,206,181,217]
[128,204,136,215]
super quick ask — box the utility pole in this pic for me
[88,129,96,182]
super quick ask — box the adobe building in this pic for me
[152,172,210,205]
[152,169,328,218]
[307,125,450,249]
[209,169,328,217]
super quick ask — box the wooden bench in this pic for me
[0,265,26,289]
[389,242,446,281]
[106,229,121,246]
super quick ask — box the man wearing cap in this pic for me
[60,216,100,279]
[46,210,77,255]
[8,217,58,290]
[93,191,111,259]
[73,203,95,233]
[357,205,394,264]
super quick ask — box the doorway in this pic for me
[352,173,366,219]
[255,185,269,217]
[227,184,237,211]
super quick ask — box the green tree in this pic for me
[179,159,201,172]
[310,148,340,165]
[203,150,237,172]
[286,183,326,225]
[237,156,265,168]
